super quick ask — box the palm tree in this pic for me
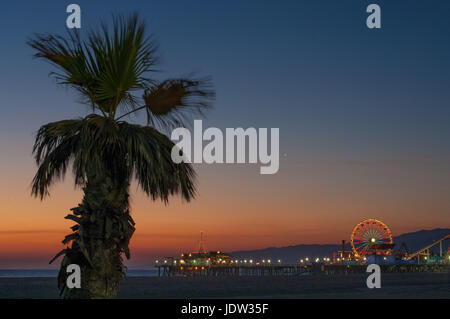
[28,14,214,299]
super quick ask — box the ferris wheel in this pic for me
[350,218,393,257]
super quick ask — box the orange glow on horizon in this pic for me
[0,155,449,268]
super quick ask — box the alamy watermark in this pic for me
[170,120,280,175]
[366,264,381,289]
[66,4,81,29]
[66,264,81,289]
[65,4,381,31]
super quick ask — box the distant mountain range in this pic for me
[231,228,450,264]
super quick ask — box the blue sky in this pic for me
[2,1,450,152]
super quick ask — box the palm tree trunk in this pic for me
[56,170,135,299]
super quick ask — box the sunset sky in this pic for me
[1,0,450,269]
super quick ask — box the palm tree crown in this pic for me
[28,14,214,202]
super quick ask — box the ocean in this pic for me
[0,269,159,278]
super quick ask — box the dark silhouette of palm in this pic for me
[28,14,214,299]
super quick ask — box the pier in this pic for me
[156,263,450,277]
[156,264,310,277]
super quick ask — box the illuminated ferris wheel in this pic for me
[350,218,393,257]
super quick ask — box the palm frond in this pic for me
[32,115,196,202]
[32,119,84,199]
[142,76,215,133]
[27,13,159,116]
[31,115,125,198]
[119,122,196,202]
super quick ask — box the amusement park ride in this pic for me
[407,234,450,263]
[335,218,396,264]
[350,218,394,257]
[337,218,450,265]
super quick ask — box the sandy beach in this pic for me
[0,273,448,299]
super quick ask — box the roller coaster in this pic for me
[406,234,450,263]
